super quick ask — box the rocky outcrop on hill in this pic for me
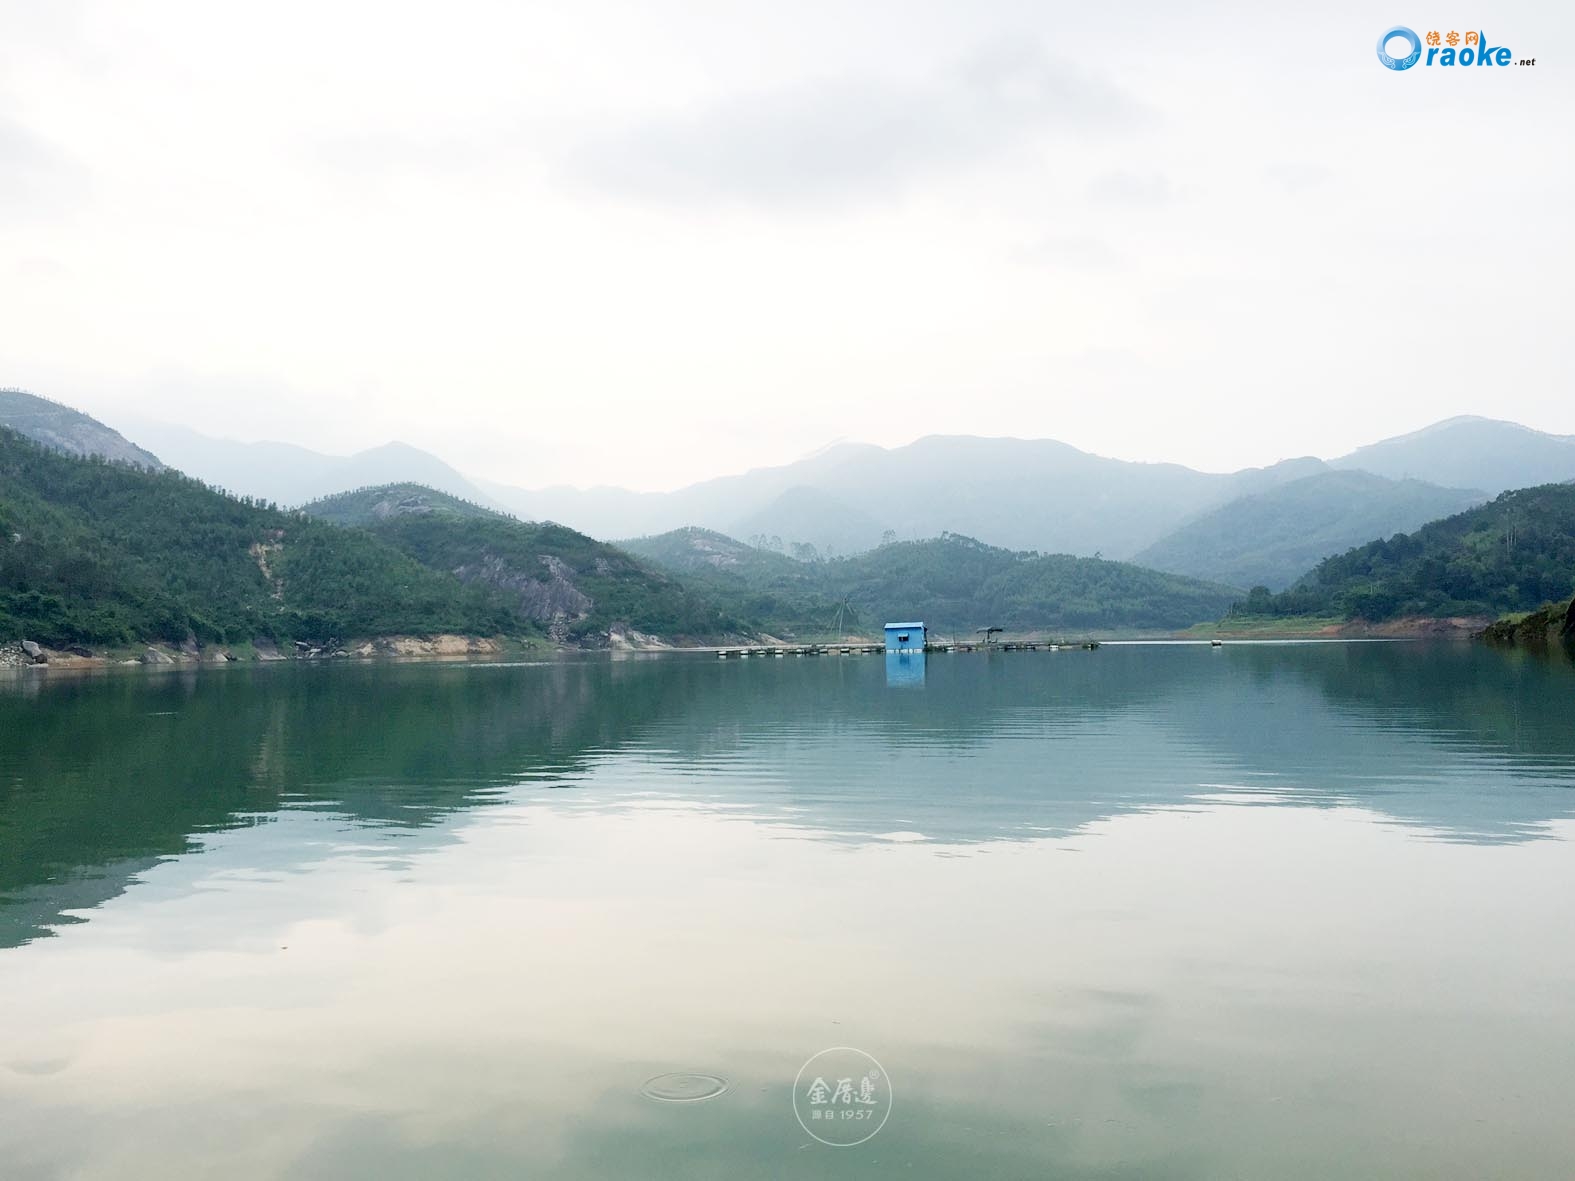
[454,553,594,623]
[0,388,164,469]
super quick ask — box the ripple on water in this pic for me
[640,1072,730,1103]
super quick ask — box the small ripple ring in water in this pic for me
[640,1072,730,1103]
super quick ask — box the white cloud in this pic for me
[567,41,1142,209]
[0,0,1571,490]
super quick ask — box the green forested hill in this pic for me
[0,428,515,647]
[302,483,499,525]
[626,528,1241,635]
[302,490,749,642]
[620,527,842,636]
[829,535,1240,632]
[621,526,802,577]
[1231,483,1575,622]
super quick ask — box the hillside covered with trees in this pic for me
[0,429,515,648]
[300,483,499,525]
[626,528,1241,634]
[618,526,843,636]
[1229,484,1575,623]
[302,487,750,643]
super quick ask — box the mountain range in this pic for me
[515,419,1575,569]
[6,388,1575,596]
[5,385,1575,648]
[111,417,499,509]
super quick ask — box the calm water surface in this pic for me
[2,643,1574,1179]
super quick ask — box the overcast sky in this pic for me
[2,1,1570,491]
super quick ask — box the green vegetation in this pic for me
[0,439,758,649]
[625,528,1241,635]
[302,483,499,525]
[1480,597,1575,648]
[302,491,750,643]
[1230,484,1575,623]
[619,526,840,637]
[830,534,1240,632]
[0,428,517,647]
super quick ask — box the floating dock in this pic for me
[715,640,1100,658]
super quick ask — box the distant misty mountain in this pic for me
[55,402,1575,588]
[0,388,164,469]
[114,419,499,508]
[1330,416,1575,493]
[473,440,891,544]
[487,437,1328,558]
[492,419,1575,574]
[728,485,891,557]
[1133,471,1486,591]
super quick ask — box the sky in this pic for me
[1,1,1571,492]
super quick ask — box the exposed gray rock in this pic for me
[0,388,164,469]
[371,493,437,519]
[20,640,44,661]
[141,647,174,665]
[452,553,592,622]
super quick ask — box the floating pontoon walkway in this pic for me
[713,640,1100,658]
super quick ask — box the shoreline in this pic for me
[1181,615,1492,641]
[0,634,543,670]
[0,620,1494,673]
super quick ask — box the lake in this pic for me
[2,642,1574,1179]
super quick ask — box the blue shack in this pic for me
[884,621,927,653]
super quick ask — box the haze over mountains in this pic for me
[116,418,498,509]
[1131,471,1484,591]
[1329,417,1575,492]
[0,390,164,472]
[7,389,1575,594]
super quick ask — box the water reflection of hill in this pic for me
[2,645,1573,946]
[0,660,689,945]
[1166,643,1575,842]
